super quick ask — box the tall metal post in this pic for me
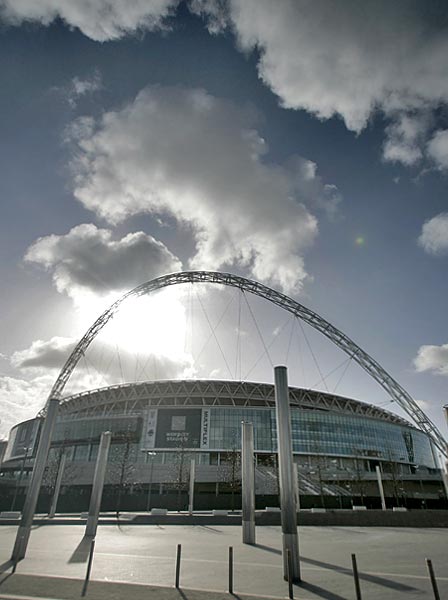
[442,467,448,501]
[241,421,255,544]
[293,462,300,510]
[142,450,156,511]
[188,458,195,514]
[376,465,386,510]
[49,452,66,518]
[12,398,59,562]
[274,366,300,582]
[11,446,31,512]
[85,432,111,537]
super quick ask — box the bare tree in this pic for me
[107,432,139,518]
[42,444,76,507]
[384,449,406,507]
[171,438,191,511]
[220,439,241,511]
[351,450,368,504]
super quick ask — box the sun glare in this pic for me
[76,288,188,362]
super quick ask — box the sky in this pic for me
[0,0,447,450]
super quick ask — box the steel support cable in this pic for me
[40,270,447,457]
[132,324,143,383]
[284,314,295,365]
[296,316,329,392]
[292,316,306,387]
[135,346,155,382]
[80,349,110,390]
[333,357,352,394]
[115,343,125,384]
[235,289,242,381]
[186,283,193,364]
[241,290,274,369]
[310,356,351,390]
[195,286,233,379]
[99,343,117,384]
[193,286,236,367]
[242,310,292,381]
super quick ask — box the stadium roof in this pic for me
[59,379,413,428]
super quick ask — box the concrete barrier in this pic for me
[265,507,281,512]
[352,506,367,511]
[151,508,168,515]
[0,511,21,519]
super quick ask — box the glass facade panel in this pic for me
[209,407,275,452]
[50,404,436,468]
[53,415,141,443]
[207,407,435,467]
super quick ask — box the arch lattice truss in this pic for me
[42,271,447,457]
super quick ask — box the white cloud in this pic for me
[24,223,182,301]
[224,1,448,130]
[1,337,195,437]
[0,0,180,41]
[11,336,76,371]
[65,72,102,108]
[0,374,54,438]
[194,0,448,167]
[418,213,448,255]
[383,113,428,166]
[66,85,339,293]
[0,370,118,438]
[414,343,448,376]
[427,130,448,171]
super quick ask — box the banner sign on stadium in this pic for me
[155,408,201,448]
[142,409,158,449]
[200,408,210,449]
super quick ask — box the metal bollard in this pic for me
[426,558,440,600]
[229,546,233,594]
[286,549,294,599]
[81,538,96,597]
[351,553,362,600]
[175,544,182,588]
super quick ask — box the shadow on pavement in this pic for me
[254,543,282,555]
[296,580,347,600]
[301,556,416,592]
[68,535,92,563]
[0,560,15,577]
[196,526,223,534]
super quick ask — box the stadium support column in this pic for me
[86,431,111,537]
[188,458,195,514]
[242,421,255,544]
[12,398,59,562]
[274,366,301,582]
[443,407,448,500]
[49,452,66,518]
[375,465,386,510]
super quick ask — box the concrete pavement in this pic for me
[0,524,447,599]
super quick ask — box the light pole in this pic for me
[142,451,156,511]
[376,465,386,510]
[11,447,31,512]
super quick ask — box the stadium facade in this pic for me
[1,379,446,511]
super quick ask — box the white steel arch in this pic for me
[41,270,447,457]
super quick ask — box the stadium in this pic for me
[0,271,447,512]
